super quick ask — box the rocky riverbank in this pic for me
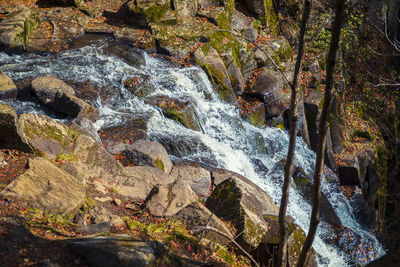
[0,0,391,266]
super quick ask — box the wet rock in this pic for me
[121,140,173,173]
[206,176,279,251]
[173,202,233,246]
[292,167,342,226]
[31,75,99,122]
[145,179,198,217]
[0,71,17,98]
[240,97,266,127]
[194,47,236,103]
[171,164,211,201]
[0,157,85,214]
[31,74,76,101]
[115,165,176,200]
[145,96,201,131]
[173,0,198,18]
[19,114,72,159]
[67,235,158,266]
[0,6,38,50]
[0,104,32,152]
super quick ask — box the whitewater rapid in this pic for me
[0,36,385,266]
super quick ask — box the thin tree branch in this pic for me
[278,1,312,267]
[192,226,260,267]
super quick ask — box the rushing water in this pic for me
[0,36,386,266]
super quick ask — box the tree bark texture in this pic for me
[296,0,346,266]
[277,1,312,267]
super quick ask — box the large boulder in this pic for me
[239,97,266,127]
[115,166,176,200]
[206,175,279,251]
[67,235,159,266]
[121,140,173,173]
[31,75,99,122]
[0,6,38,50]
[173,202,233,246]
[244,69,285,118]
[127,0,171,28]
[19,114,72,159]
[145,96,201,131]
[0,71,17,98]
[171,164,211,201]
[145,179,197,217]
[232,10,258,42]
[173,0,198,18]
[72,134,125,180]
[252,215,318,267]
[243,0,266,15]
[0,157,85,214]
[0,104,32,152]
[292,167,342,227]
[194,47,237,104]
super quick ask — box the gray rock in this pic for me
[244,69,285,118]
[115,166,176,200]
[67,235,158,267]
[31,75,99,122]
[171,165,211,201]
[0,6,38,50]
[0,157,85,214]
[198,0,220,8]
[232,10,258,42]
[338,166,360,186]
[194,47,236,104]
[206,174,279,251]
[0,104,32,152]
[75,221,111,235]
[19,113,72,159]
[0,71,17,98]
[145,179,197,217]
[173,202,233,246]
[122,140,173,173]
[173,0,198,18]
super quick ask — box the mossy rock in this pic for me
[145,96,201,131]
[0,6,39,50]
[19,114,73,159]
[127,0,171,27]
[194,46,237,104]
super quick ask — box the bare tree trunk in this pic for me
[277,1,312,267]
[296,1,346,266]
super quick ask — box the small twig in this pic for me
[198,213,213,243]
[192,226,260,267]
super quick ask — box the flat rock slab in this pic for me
[0,157,85,214]
[145,179,197,217]
[67,235,158,267]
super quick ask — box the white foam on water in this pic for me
[0,40,386,266]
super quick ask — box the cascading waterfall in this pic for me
[0,36,385,266]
